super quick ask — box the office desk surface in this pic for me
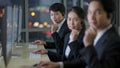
[0,43,50,68]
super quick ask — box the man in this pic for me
[34,3,70,61]
[37,0,120,68]
[0,5,5,42]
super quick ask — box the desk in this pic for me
[0,43,50,68]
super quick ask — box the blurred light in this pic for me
[39,24,44,28]
[43,21,48,27]
[33,22,39,27]
[28,21,33,28]
[40,9,43,13]
[47,24,51,28]
[31,12,36,16]
[45,8,49,13]
[43,31,52,36]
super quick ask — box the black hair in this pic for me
[68,6,86,29]
[0,5,5,13]
[91,0,116,19]
[49,3,65,16]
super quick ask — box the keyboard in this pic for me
[29,53,41,58]
[28,43,38,48]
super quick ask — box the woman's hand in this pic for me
[69,29,80,43]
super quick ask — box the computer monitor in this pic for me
[1,5,13,67]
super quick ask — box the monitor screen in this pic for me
[1,6,13,67]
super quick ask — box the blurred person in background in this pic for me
[0,5,5,42]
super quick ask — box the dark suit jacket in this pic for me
[0,15,5,42]
[51,20,71,55]
[0,17,2,42]
[44,20,70,50]
[62,28,85,61]
[48,28,85,62]
[64,26,120,68]
[45,20,70,61]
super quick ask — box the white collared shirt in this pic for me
[59,33,74,68]
[56,18,66,32]
[94,25,112,46]
[65,33,73,58]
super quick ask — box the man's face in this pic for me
[50,11,64,24]
[87,1,110,30]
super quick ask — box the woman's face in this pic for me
[67,11,82,30]
[87,1,110,30]
[50,11,64,24]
